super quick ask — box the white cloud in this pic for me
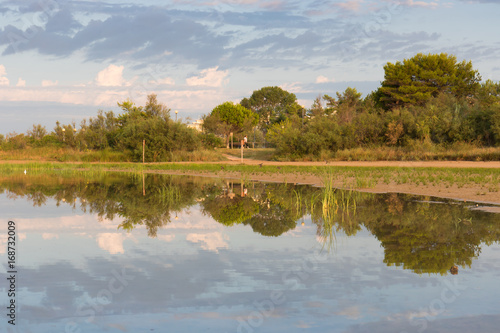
[279,82,312,94]
[186,232,229,253]
[96,64,126,87]
[42,80,58,87]
[157,234,176,242]
[149,77,175,86]
[16,78,26,87]
[42,233,59,240]
[96,233,129,254]
[401,0,439,8]
[336,306,362,319]
[315,75,335,84]
[0,65,9,86]
[336,0,364,12]
[0,85,229,113]
[186,66,229,87]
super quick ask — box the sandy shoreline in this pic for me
[146,157,500,206]
[3,158,500,205]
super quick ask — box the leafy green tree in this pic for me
[203,101,258,148]
[266,119,302,156]
[323,94,337,115]
[335,87,363,124]
[474,80,500,107]
[82,110,118,150]
[309,95,325,118]
[4,132,27,149]
[350,110,385,146]
[115,95,171,161]
[241,86,301,129]
[376,53,481,110]
[143,94,170,118]
[27,124,47,142]
[465,105,500,146]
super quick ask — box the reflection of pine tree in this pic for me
[362,194,487,275]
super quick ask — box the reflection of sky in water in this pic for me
[1,193,500,333]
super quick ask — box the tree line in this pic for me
[1,53,500,161]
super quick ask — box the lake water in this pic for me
[1,171,500,333]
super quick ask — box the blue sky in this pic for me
[0,0,499,133]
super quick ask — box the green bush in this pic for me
[200,133,224,149]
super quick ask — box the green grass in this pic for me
[220,148,276,161]
[1,161,499,192]
[0,146,224,162]
[270,144,500,162]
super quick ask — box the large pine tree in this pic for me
[376,53,481,110]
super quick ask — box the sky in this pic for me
[0,0,499,134]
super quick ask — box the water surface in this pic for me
[1,171,500,332]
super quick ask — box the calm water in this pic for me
[1,171,500,333]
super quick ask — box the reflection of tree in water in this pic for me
[80,174,201,237]
[243,202,297,237]
[202,195,259,226]
[0,173,201,237]
[361,193,490,275]
[309,190,500,275]
[200,182,299,236]
[2,173,500,274]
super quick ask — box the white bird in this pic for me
[24,169,26,175]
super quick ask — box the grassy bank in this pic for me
[219,144,500,162]
[1,161,499,194]
[0,146,225,162]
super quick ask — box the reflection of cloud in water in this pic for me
[42,233,59,240]
[1,233,27,254]
[16,215,123,232]
[337,306,362,320]
[157,234,175,242]
[96,233,133,254]
[344,314,500,333]
[186,232,228,253]
[296,320,312,328]
[165,211,220,230]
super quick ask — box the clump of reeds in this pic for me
[316,171,358,251]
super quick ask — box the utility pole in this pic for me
[241,139,244,163]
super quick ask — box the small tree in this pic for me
[203,102,258,148]
[27,124,47,142]
[241,86,300,130]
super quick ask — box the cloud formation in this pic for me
[0,65,9,86]
[41,79,58,87]
[96,64,126,87]
[96,232,129,254]
[186,67,229,87]
[186,232,229,253]
[0,0,498,134]
[0,1,446,72]
[16,78,26,87]
[316,75,335,83]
